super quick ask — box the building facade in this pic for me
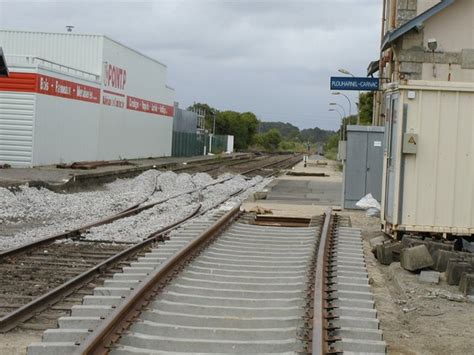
[372,0,474,124]
[0,30,175,167]
[375,0,474,238]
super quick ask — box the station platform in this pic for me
[243,155,342,217]
[0,154,248,191]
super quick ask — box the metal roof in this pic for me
[0,47,8,77]
[367,60,380,77]
[381,0,456,51]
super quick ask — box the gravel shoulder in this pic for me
[346,210,474,355]
[0,171,272,355]
[0,171,268,250]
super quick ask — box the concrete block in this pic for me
[419,270,440,284]
[334,338,387,353]
[27,342,79,355]
[335,327,383,341]
[399,48,426,63]
[331,315,379,330]
[397,9,417,26]
[398,0,408,9]
[446,260,473,286]
[83,295,123,306]
[336,306,377,319]
[332,282,370,293]
[330,290,373,301]
[459,273,474,296]
[93,287,132,297]
[400,245,434,271]
[43,329,89,343]
[407,0,417,11]
[461,49,474,69]
[426,240,454,257]
[253,191,267,200]
[376,243,393,265]
[401,235,425,248]
[71,305,112,317]
[369,236,387,252]
[433,250,459,272]
[58,316,101,330]
[332,297,375,310]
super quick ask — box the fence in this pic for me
[171,132,229,157]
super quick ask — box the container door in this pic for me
[366,131,384,202]
[384,93,399,223]
[344,130,368,208]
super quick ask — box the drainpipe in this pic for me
[375,0,388,126]
[390,0,397,29]
[393,47,400,83]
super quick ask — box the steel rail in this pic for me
[240,154,300,176]
[0,206,202,333]
[0,175,237,259]
[312,208,332,355]
[0,154,297,260]
[78,204,242,355]
[0,174,264,332]
[172,154,256,172]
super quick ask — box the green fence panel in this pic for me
[172,131,209,157]
[210,135,227,154]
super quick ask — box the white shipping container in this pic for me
[226,135,234,154]
[381,80,474,238]
[0,30,175,166]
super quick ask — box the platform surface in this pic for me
[0,154,246,189]
[243,155,343,216]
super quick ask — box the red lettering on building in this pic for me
[36,74,100,103]
[104,63,127,90]
[126,96,174,117]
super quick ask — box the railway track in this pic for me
[1,156,301,333]
[172,153,300,177]
[27,208,386,354]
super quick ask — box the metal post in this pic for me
[357,91,361,125]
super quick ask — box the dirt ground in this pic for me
[0,330,42,355]
[347,211,474,355]
[244,157,474,354]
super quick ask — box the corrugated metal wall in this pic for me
[399,88,474,232]
[382,83,474,235]
[0,92,35,166]
[0,30,103,75]
[211,135,228,153]
[173,106,198,133]
[344,126,384,209]
[171,132,229,157]
[172,131,207,157]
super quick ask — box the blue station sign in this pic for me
[330,77,380,91]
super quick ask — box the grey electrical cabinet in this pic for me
[343,125,385,209]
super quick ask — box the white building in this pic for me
[0,30,175,167]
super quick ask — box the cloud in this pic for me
[0,0,381,130]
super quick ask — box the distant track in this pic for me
[0,154,302,333]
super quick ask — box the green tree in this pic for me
[263,128,282,151]
[324,133,340,160]
[358,92,374,125]
[259,122,299,140]
[215,111,259,150]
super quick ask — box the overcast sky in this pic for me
[0,0,381,130]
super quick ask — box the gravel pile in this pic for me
[0,171,270,250]
[0,170,160,225]
[82,175,267,244]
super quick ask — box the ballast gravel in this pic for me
[80,174,266,244]
[0,170,270,250]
